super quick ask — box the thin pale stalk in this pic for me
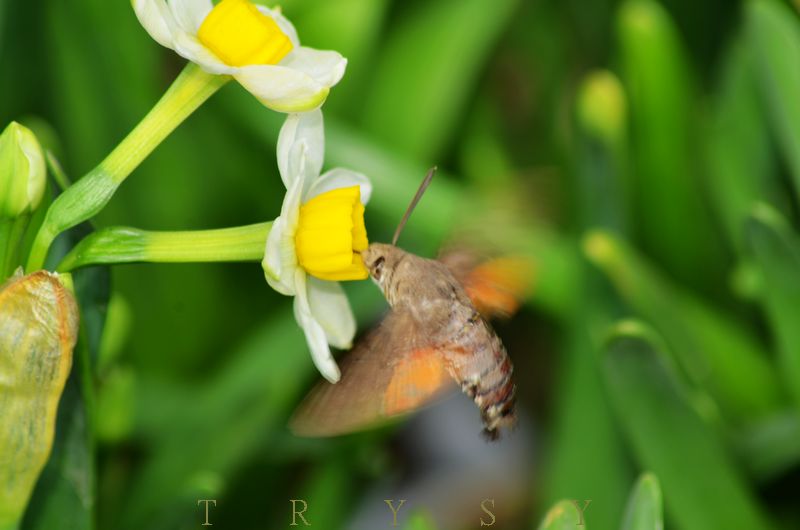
[57,223,272,272]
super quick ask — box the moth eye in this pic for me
[372,256,385,278]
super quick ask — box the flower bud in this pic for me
[0,122,46,220]
[577,70,627,147]
[0,271,78,527]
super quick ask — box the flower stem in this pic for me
[26,63,229,272]
[57,222,271,272]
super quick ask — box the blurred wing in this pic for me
[290,310,456,437]
[440,250,534,318]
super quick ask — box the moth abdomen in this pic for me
[445,316,517,439]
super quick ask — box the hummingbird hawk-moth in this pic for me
[290,168,530,440]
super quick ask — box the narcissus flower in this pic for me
[132,0,347,112]
[263,110,371,383]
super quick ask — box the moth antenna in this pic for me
[392,166,437,246]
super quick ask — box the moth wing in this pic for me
[439,249,533,318]
[289,310,456,438]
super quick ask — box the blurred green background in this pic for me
[2,0,800,528]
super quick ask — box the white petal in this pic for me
[256,6,300,47]
[306,277,356,349]
[277,110,324,191]
[306,168,372,205]
[294,272,341,383]
[169,0,213,34]
[234,65,331,113]
[172,30,235,74]
[262,176,303,296]
[132,0,177,49]
[280,47,347,88]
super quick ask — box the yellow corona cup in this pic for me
[197,0,293,67]
[296,186,369,281]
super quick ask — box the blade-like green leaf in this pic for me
[537,500,585,530]
[621,473,663,530]
[575,70,631,234]
[294,459,357,530]
[21,378,93,530]
[278,0,391,116]
[118,310,312,530]
[403,512,438,530]
[544,309,630,530]
[361,0,519,162]
[603,321,774,530]
[617,0,725,294]
[584,230,782,422]
[748,0,800,202]
[736,412,800,481]
[745,204,800,411]
[707,34,775,250]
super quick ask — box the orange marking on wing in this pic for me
[465,256,534,317]
[383,348,450,415]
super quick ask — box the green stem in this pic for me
[1,216,30,279]
[26,63,229,272]
[57,223,271,272]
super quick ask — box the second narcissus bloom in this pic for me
[263,110,371,383]
[132,0,346,112]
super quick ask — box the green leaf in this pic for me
[575,70,632,234]
[749,0,800,202]
[21,378,93,530]
[603,321,774,530]
[621,473,663,530]
[402,512,438,530]
[736,412,800,482]
[537,500,585,530]
[584,230,782,422]
[296,460,356,530]
[361,0,519,162]
[707,34,775,250]
[745,204,800,411]
[279,0,391,116]
[117,309,321,530]
[617,0,725,295]
[544,308,630,530]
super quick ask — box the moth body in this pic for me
[362,243,517,439]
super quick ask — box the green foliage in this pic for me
[749,0,800,202]
[403,512,438,530]
[621,473,663,530]
[745,204,800,410]
[2,0,800,528]
[617,0,725,295]
[602,323,773,530]
[361,0,519,162]
[584,230,782,422]
[537,500,584,530]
